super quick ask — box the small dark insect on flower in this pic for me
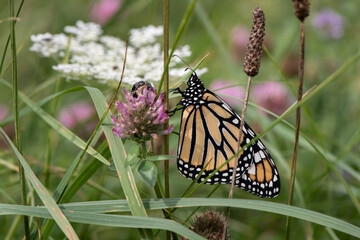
[112,82,173,142]
[131,81,153,98]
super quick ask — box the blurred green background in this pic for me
[1,0,359,239]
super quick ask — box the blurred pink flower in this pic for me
[58,102,95,129]
[89,0,123,25]
[312,9,344,40]
[210,80,245,108]
[230,25,250,60]
[0,104,9,121]
[252,81,291,116]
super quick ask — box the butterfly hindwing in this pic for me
[236,140,281,197]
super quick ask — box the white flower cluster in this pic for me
[30,21,207,86]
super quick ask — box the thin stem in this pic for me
[0,0,24,74]
[286,20,305,240]
[163,1,171,239]
[157,0,198,95]
[9,0,30,238]
[223,75,253,240]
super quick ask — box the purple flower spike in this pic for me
[112,81,173,142]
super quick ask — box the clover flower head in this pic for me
[112,83,173,142]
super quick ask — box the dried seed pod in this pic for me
[292,0,310,21]
[243,7,265,77]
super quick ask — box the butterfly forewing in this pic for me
[176,73,280,198]
[177,90,254,184]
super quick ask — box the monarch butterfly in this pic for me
[173,72,280,198]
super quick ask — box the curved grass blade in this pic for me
[1,198,359,238]
[85,86,148,216]
[0,128,79,240]
[0,80,109,166]
[33,198,360,238]
[85,87,154,238]
[0,204,205,240]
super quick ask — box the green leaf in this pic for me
[125,144,140,167]
[0,128,79,240]
[145,155,177,161]
[138,161,158,188]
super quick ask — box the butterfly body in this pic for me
[175,73,280,198]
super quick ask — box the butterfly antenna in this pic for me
[172,54,196,75]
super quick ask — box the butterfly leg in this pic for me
[167,104,184,116]
[171,87,184,96]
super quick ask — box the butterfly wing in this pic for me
[235,141,281,198]
[177,90,253,183]
[177,89,280,198]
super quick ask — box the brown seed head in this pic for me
[180,210,229,240]
[243,7,265,77]
[292,0,310,21]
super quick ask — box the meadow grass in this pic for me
[0,0,359,239]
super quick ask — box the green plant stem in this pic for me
[157,0,198,95]
[286,20,305,240]
[9,0,30,239]
[0,0,24,74]
[163,0,170,201]
[163,1,171,239]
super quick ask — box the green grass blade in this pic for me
[40,145,107,240]
[0,204,205,240]
[32,198,360,238]
[0,80,109,166]
[85,87,147,216]
[157,0,198,94]
[85,87,154,238]
[1,198,359,238]
[0,128,79,240]
[0,83,84,126]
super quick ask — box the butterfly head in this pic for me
[179,73,206,107]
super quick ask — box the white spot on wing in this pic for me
[259,150,265,159]
[247,163,256,175]
[273,175,278,182]
[254,152,261,163]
